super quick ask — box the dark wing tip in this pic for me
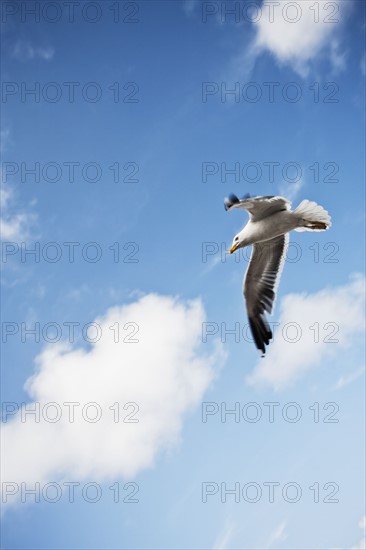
[248,315,273,356]
[224,193,239,211]
[224,193,251,211]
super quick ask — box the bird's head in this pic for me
[229,233,244,254]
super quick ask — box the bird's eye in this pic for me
[235,237,239,241]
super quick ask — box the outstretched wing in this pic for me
[224,193,291,222]
[244,234,289,356]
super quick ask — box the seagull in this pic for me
[224,193,332,356]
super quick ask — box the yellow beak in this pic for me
[229,243,239,254]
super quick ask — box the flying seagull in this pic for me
[224,193,331,356]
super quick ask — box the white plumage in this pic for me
[224,193,332,356]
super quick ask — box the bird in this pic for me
[224,193,332,356]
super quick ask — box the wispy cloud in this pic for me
[279,177,305,203]
[265,520,288,549]
[247,275,366,391]
[212,518,237,550]
[1,128,37,241]
[331,366,365,391]
[0,182,36,241]
[183,0,198,17]
[200,254,225,276]
[12,41,54,62]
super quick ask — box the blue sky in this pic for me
[1,1,365,548]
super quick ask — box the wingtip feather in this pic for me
[224,193,239,211]
[224,192,252,211]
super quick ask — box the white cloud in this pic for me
[1,294,225,506]
[0,182,35,241]
[12,41,54,62]
[252,0,347,77]
[247,275,365,391]
[265,520,288,549]
[351,516,366,550]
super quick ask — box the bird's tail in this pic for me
[293,200,332,232]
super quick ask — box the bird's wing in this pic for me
[224,193,291,222]
[244,233,289,355]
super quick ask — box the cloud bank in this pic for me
[1,294,224,505]
[247,275,365,390]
